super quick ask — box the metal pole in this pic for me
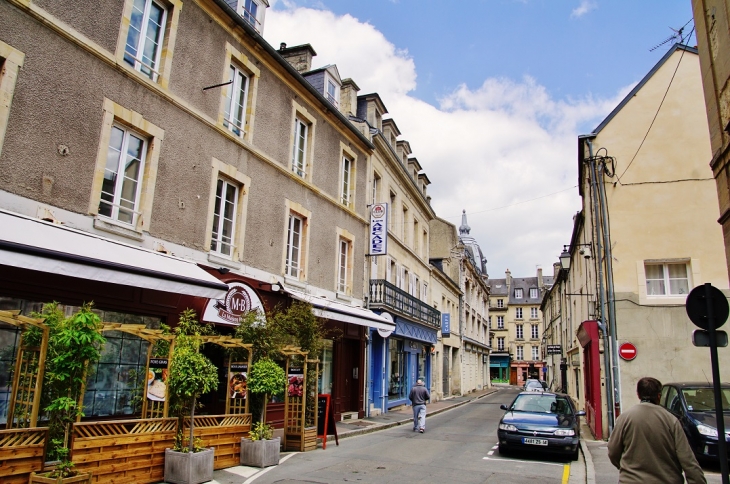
[586,140,615,434]
[704,283,729,484]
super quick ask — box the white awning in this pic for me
[0,210,228,299]
[283,287,396,331]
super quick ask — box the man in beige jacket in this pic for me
[608,377,706,484]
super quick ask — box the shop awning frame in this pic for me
[0,210,228,299]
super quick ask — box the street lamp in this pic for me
[559,246,571,271]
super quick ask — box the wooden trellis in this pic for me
[195,336,253,416]
[282,345,309,452]
[1,310,49,429]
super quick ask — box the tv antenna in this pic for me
[649,24,689,52]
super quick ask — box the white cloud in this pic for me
[571,0,597,18]
[263,5,627,277]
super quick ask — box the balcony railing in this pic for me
[369,279,440,329]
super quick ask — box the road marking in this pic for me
[562,464,570,483]
[482,456,565,467]
[243,452,298,483]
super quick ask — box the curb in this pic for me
[580,438,596,484]
[326,389,499,443]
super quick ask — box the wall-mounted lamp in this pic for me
[559,243,593,271]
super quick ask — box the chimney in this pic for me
[537,267,543,288]
[553,262,561,280]
[278,43,317,74]
[340,78,360,117]
[505,269,512,289]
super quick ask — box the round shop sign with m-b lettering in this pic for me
[618,342,637,361]
[203,282,264,325]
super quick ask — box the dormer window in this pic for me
[515,288,523,299]
[326,79,339,107]
[227,0,267,33]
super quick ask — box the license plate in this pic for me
[523,438,548,446]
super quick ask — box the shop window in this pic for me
[388,338,406,400]
[318,339,333,394]
[0,325,21,425]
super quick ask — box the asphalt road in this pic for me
[230,388,576,484]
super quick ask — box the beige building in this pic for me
[693,0,730,282]
[0,0,398,422]
[543,44,730,440]
[487,269,552,387]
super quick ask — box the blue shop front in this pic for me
[368,314,438,414]
[490,353,510,381]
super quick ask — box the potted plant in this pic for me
[163,309,219,484]
[240,358,286,467]
[29,302,105,484]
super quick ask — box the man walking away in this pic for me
[409,378,430,433]
[608,376,706,484]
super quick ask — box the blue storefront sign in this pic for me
[442,313,450,337]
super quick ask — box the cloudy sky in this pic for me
[262,0,696,278]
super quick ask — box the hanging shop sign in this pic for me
[369,203,388,256]
[203,281,264,325]
[442,313,451,337]
[546,344,562,355]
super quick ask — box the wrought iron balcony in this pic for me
[368,279,440,329]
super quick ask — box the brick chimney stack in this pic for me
[340,78,360,117]
[537,267,543,288]
[278,43,316,74]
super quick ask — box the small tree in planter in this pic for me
[29,302,105,484]
[164,309,219,484]
[240,358,286,467]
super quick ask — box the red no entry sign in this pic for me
[619,342,637,361]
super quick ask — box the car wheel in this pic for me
[571,446,580,461]
[498,444,510,456]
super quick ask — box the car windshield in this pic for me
[511,394,573,415]
[682,387,730,412]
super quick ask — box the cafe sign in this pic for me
[369,203,388,256]
[203,281,264,325]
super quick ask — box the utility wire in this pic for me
[445,185,577,220]
[617,25,695,184]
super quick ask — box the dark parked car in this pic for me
[498,391,585,460]
[660,382,730,462]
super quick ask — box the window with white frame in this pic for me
[223,65,249,137]
[242,0,262,31]
[488,316,492,329]
[531,307,538,319]
[123,0,167,81]
[516,345,523,360]
[531,324,539,339]
[292,118,308,177]
[341,155,352,206]
[497,337,505,351]
[372,172,380,204]
[515,288,523,298]
[210,179,238,257]
[326,78,339,107]
[530,288,538,299]
[497,299,504,308]
[0,42,24,160]
[99,125,147,226]
[515,307,523,319]
[532,346,539,360]
[497,316,504,329]
[337,238,351,293]
[286,213,304,277]
[516,324,523,339]
[645,262,690,296]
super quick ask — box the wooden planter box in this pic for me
[303,427,317,452]
[240,437,280,467]
[28,472,93,484]
[163,448,214,484]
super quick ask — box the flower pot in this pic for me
[28,471,93,484]
[240,437,280,467]
[164,448,214,484]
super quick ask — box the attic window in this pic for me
[514,288,523,299]
[326,78,339,107]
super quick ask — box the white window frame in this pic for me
[98,124,147,226]
[338,238,350,294]
[532,346,539,361]
[286,213,304,278]
[497,299,504,308]
[531,324,539,339]
[644,262,691,296]
[292,118,308,177]
[210,178,238,257]
[516,345,524,360]
[531,307,538,319]
[515,288,523,299]
[530,288,538,299]
[325,77,339,108]
[242,0,263,32]
[223,65,249,137]
[515,307,523,319]
[123,0,168,81]
[341,155,352,206]
[372,172,380,204]
[497,316,504,329]
[516,324,523,340]
[497,337,505,351]
[0,42,24,160]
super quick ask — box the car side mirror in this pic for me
[500,404,509,411]
[575,410,586,417]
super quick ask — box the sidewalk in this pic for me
[578,420,617,484]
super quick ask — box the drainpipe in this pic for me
[585,138,615,434]
[595,159,622,416]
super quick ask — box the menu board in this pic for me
[316,394,338,449]
[229,362,248,400]
[288,367,304,397]
[147,358,168,402]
